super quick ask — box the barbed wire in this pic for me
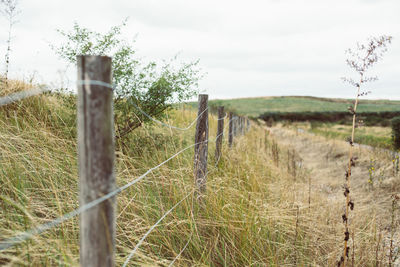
[0,85,50,107]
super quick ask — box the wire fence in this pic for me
[0,113,235,249]
[0,141,198,251]
[0,85,50,107]
[0,56,252,266]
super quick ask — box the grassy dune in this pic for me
[1,82,399,266]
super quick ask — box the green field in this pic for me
[291,122,393,149]
[202,96,400,117]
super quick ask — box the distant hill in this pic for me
[191,96,400,118]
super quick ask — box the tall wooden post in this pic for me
[228,112,233,148]
[194,94,209,195]
[215,106,224,163]
[77,55,115,267]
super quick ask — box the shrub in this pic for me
[51,20,203,139]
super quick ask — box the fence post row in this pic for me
[77,55,115,267]
[215,106,224,163]
[194,94,209,196]
[74,53,258,265]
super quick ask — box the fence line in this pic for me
[0,56,253,266]
[0,116,238,252]
[122,120,234,265]
[0,142,199,251]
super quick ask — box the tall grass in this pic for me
[1,81,399,266]
[0,83,311,266]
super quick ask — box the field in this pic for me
[285,122,392,149]
[204,96,400,117]
[195,95,400,150]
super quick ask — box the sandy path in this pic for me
[268,125,400,266]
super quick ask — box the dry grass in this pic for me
[1,81,399,266]
[270,125,400,266]
[0,79,35,97]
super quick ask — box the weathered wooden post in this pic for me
[229,112,233,147]
[246,117,250,132]
[240,117,245,135]
[194,94,209,195]
[238,116,241,136]
[233,115,238,136]
[77,55,115,267]
[237,116,241,136]
[215,106,224,163]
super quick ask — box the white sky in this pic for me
[0,0,399,100]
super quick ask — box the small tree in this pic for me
[52,21,203,138]
[0,0,20,84]
[392,116,400,151]
[338,35,392,267]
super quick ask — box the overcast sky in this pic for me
[0,0,399,100]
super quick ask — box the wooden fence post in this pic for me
[77,55,115,267]
[233,115,238,137]
[194,94,209,195]
[240,117,245,135]
[215,106,224,163]
[238,116,241,136]
[237,116,240,136]
[229,112,233,147]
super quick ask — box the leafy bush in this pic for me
[51,20,203,138]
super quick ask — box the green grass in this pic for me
[293,122,393,149]
[197,96,400,117]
